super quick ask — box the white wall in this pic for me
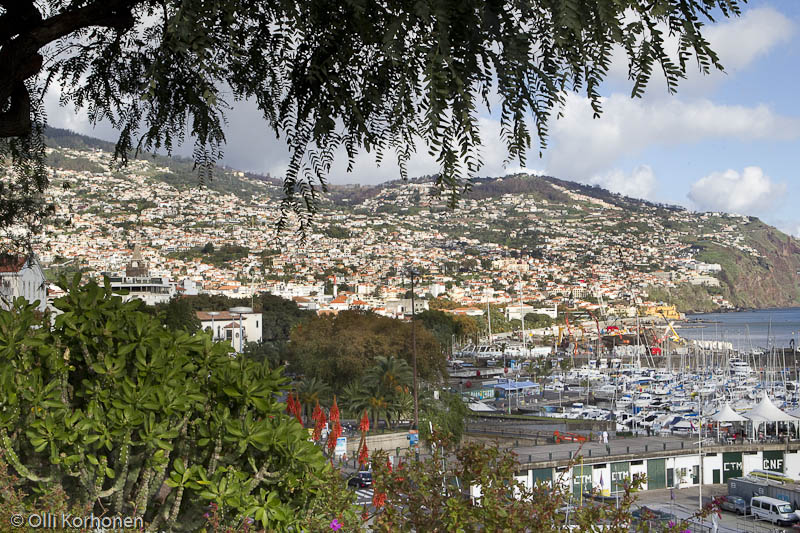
[786,451,800,478]
[0,258,47,312]
[631,462,648,490]
[742,452,762,476]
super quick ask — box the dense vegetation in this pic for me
[646,284,720,314]
[0,278,327,531]
[287,311,446,393]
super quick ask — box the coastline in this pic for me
[684,305,800,317]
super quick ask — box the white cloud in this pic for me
[587,165,657,200]
[705,7,794,73]
[546,92,800,180]
[687,166,786,214]
[504,166,545,177]
[607,7,794,93]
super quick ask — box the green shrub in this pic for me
[0,277,327,531]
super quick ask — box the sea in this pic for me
[678,307,800,352]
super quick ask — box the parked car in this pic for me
[632,506,677,527]
[751,496,797,526]
[720,495,749,515]
[347,471,372,489]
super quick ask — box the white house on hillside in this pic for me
[0,254,47,312]
[197,310,263,353]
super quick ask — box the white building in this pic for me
[106,246,175,305]
[506,303,558,320]
[107,274,176,305]
[197,310,263,353]
[504,304,536,321]
[383,298,429,317]
[0,254,47,312]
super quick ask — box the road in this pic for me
[635,485,793,533]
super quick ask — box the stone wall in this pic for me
[344,432,413,455]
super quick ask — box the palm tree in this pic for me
[363,357,413,429]
[341,382,370,418]
[295,377,331,425]
[363,356,413,397]
[388,391,414,428]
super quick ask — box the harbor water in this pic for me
[679,307,800,352]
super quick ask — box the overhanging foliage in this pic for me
[0,0,742,240]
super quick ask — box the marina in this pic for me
[452,308,800,526]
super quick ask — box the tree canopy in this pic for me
[288,310,446,391]
[0,0,742,241]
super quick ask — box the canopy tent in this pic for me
[467,401,497,413]
[743,394,797,423]
[710,402,748,441]
[743,393,798,440]
[710,403,748,423]
[787,406,800,419]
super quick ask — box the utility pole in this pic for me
[410,268,419,430]
[698,397,703,521]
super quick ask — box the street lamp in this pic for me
[207,311,220,341]
[409,267,419,430]
[229,306,253,353]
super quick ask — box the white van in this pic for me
[750,496,797,525]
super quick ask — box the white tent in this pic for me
[743,393,798,439]
[743,394,797,423]
[710,403,748,422]
[710,402,748,441]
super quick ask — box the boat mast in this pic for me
[487,293,493,345]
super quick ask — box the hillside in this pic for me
[44,127,281,200]
[37,129,800,313]
[690,220,800,309]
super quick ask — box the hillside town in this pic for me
[20,143,747,324]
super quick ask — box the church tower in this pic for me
[125,244,149,278]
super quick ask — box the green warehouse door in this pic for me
[533,468,553,486]
[611,462,630,494]
[572,465,593,500]
[647,459,666,490]
[722,452,743,482]
[763,451,784,473]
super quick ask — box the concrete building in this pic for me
[106,246,175,305]
[0,254,47,312]
[469,434,800,503]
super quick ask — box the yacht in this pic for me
[633,393,653,408]
[729,357,752,377]
[594,384,618,401]
[616,395,632,408]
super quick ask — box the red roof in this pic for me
[0,255,27,273]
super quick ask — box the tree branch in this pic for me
[0,1,42,44]
[27,0,137,49]
[0,0,138,137]
[0,80,33,137]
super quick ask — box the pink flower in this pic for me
[330,518,342,530]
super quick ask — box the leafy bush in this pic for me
[0,277,327,531]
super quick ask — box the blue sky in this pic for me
[47,2,800,235]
